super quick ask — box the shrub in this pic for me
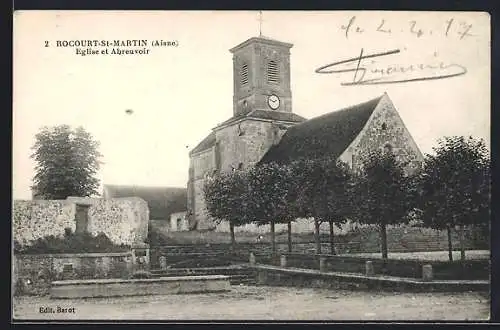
[14,278,26,296]
[15,232,130,254]
[64,227,73,238]
[145,228,169,246]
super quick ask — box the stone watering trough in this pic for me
[50,275,231,299]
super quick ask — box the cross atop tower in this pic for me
[258,11,263,37]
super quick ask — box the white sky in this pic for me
[13,11,490,200]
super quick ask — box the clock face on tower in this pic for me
[267,94,280,110]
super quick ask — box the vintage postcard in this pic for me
[12,10,490,321]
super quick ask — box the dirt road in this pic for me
[13,285,490,321]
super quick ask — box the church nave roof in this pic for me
[259,95,384,165]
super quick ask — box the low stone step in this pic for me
[50,275,232,298]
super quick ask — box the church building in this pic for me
[187,35,424,230]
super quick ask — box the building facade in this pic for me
[187,35,424,230]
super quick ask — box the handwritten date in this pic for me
[341,16,474,40]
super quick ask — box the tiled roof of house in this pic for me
[259,95,384,165]
[102,185,187,220]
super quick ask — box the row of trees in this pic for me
[203,136,490,261]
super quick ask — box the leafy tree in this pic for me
[418,136,490,261]
[353,150,415,259]
[31,125,102,199]
[322,159,355,255]
[281,162,305,253]
[295,158,354,254]
[203,170,249,249]
[246,163,294,256]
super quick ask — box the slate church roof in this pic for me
[216,110,307,129]
[259,95,383,165]
[189,132,216,156]
[189,110,306,156]
[102,185,187,220]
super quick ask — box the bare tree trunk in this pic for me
[314,218,321,254]
[287,221,292,253]
[329,220,336,255]
[270,220,276,257]
[447,225,453,261]
[459,224,466,261]
[380,223,388,259]
[229,221,236,250]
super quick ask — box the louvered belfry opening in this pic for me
[267,60,279,84]
[241,63,249,85]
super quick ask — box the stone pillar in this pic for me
[365,261,374,276]
[422,264,433,281]
[280,255,287,268]
[159,256,167,270]
[249,252,256,266]
[131,243,150,271]
[101,256,111,277]
[257,269,268,284]
[319,257,327,272]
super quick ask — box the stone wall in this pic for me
[340,94,424,174]
[13,197,149,247]
[170,211,189,231]
[13,252,133,296]
[214,218,358,235]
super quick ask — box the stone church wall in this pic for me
[192,147,216,180]
[341,96,423,174]
[216,119,282,172]
[193,179,213,230]
[190,147,217,230]
[13,197,149,248]
[191,119,292,229]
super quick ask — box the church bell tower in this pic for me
[229,37,293,116]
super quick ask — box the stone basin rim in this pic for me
[51,275,230,286]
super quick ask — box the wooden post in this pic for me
[329,220,336,255]
[287,221,292,253]
[314,219,321,254]
[459,224,466,261]
[447,225,453,261]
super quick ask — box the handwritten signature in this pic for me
[315,48,467,86]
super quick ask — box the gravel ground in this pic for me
[342,250,490,261]
[12,285,490,321]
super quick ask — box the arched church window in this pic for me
[381,122,387,130]
[241,63,249,85]
[238,163,244,170]
[267,60,279,84]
